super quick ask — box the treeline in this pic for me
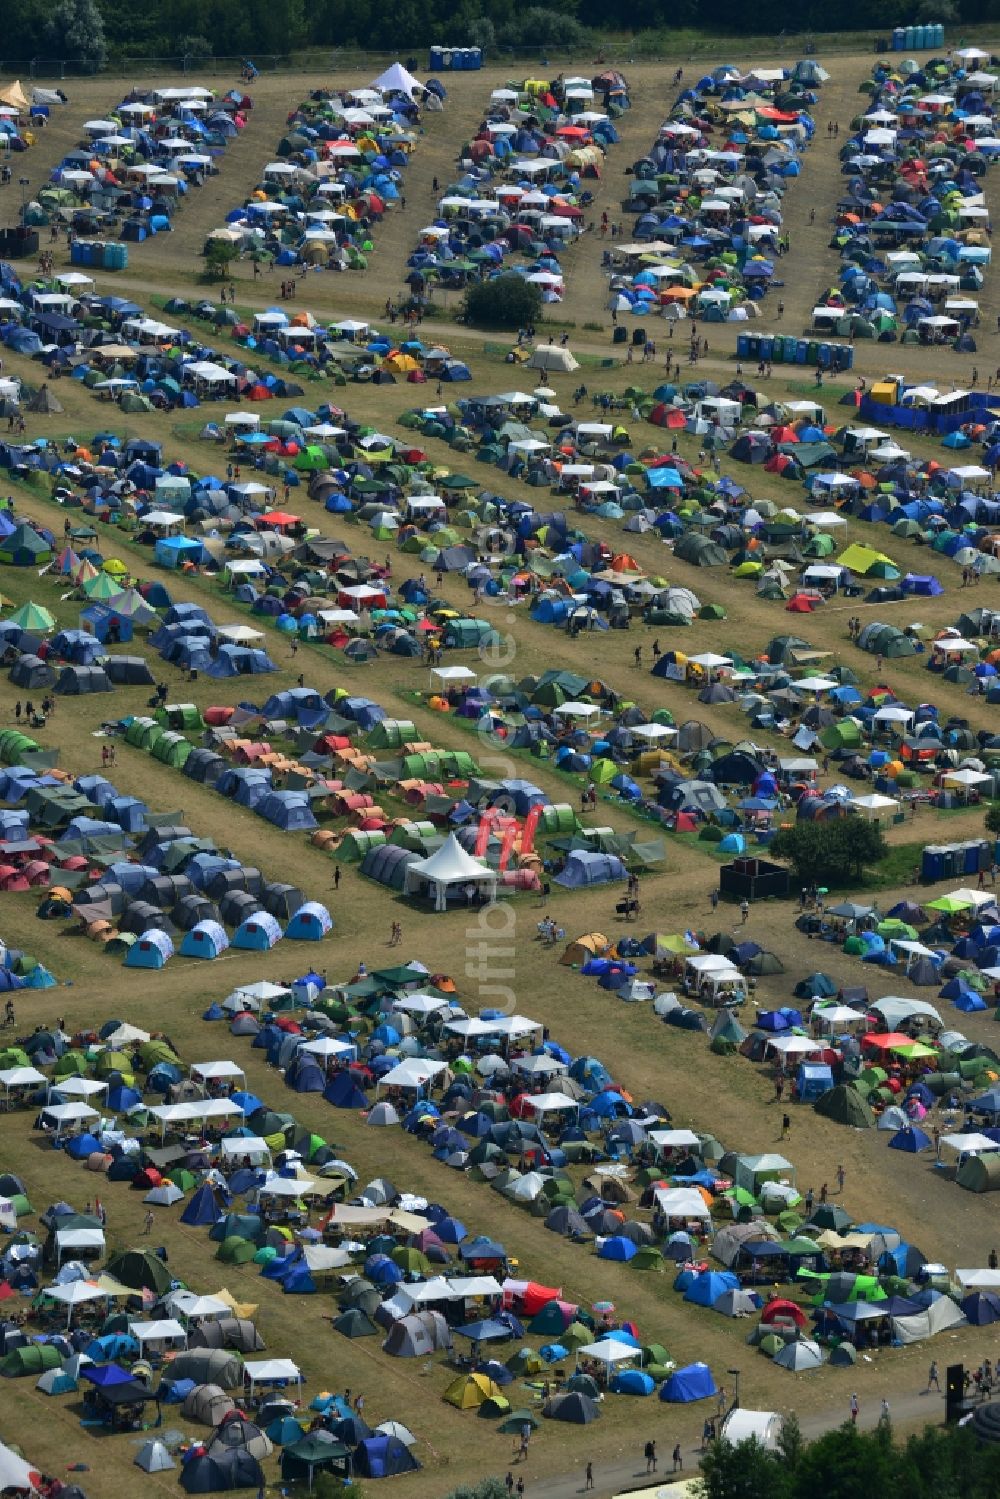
[6,0,995,65]
[701,1416,1000,1499]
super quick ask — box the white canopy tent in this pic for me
[403,833,498,911]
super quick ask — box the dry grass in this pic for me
[0,48,997,1498]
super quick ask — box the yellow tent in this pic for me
[835,543,895,574]
[442,1373,501,1410]
[0,81,29,112]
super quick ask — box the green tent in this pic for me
[819,719,862,751]
[216,1237,256,1264]
[7,601,55,632]
[0,1344,62,1377]
[154,703,203,731]
[813,1084,875,1129]
[105,1247,173,1294]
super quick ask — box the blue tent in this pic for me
[554,851,627,888]
[180,1184,221,1227]
[180,921,230,959]
[257,792,318,832]
[354,1437,420,1479]
[611,1369,656,1396]
[961,1291,1000,1325]
[323,1073,369,1109]
[124,929,174,968]
[286,902,333,940]
[797,1062,834,1102]
[597,1236,638,1262]
[154,536,205,569]
[233,913,282,950]
[683,1270,738,1307]
[888,1126,930,1153]
[660,1362,718,1402]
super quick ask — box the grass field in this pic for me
[0,45,998,1499]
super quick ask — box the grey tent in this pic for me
[182,1383,238,1424]
[104,656,155,685]
[674,534,728,567]
[135,1440,175,1472]
[54,664,112,694]
[9,655,55,689]
[26,386,64,414]
[170,1349,243,1390]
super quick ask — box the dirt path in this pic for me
[533,1387,951,1499]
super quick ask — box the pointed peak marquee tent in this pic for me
[402,833,498,911]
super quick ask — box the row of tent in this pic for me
[817,53,998,350]
[207,65,444,276]
[402,70,629,305]
[611,60,825,318]
[40,83,251,246]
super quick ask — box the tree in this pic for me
[44,0,107,68]
[770,818,887,889]
[203,238,239,282]
[443,1481,507,1499]
[700,1436,788,1499]
[464,274,542,331]
[985,802,1000,837]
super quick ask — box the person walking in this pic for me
[781,1112,790,1140]
[143,1210,154,1234]
[850,1392,859,1424]
[505,1475,514,1497]
[644,1440,656,1473]
[927,1360,941,1392]
[836,1162,846,1193]
[516,1480,524,1499]
[880,1397,890,1425]
[672,1443,683,1472]
[333,865,341,890]
[740,898,750,924]
[585,1462,594,1491]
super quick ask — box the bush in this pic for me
[464,275,542,331]
[496,6,588,45]
[203,239,238,283]
[770,818,887,888]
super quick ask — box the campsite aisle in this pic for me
[538,1388,950,1499]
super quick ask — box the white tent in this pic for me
[528,346,580,372]
[891,1298,967,1344]
[721,1410,784,1450]
[403,832,498,911]
[375,1058,447,1093]
[244,1358,302,1391]
[653,1186,711,1220]
[372,62,423,97]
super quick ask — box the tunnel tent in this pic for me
[180,921,230,959]
[286,902,333,940]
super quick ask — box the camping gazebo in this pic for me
[403,833,498,911]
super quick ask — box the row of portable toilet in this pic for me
[70,240,128,270]
[428,46,482,69]
[921,838,997,882]
[735,333,854,370]
[891,24,946,48]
